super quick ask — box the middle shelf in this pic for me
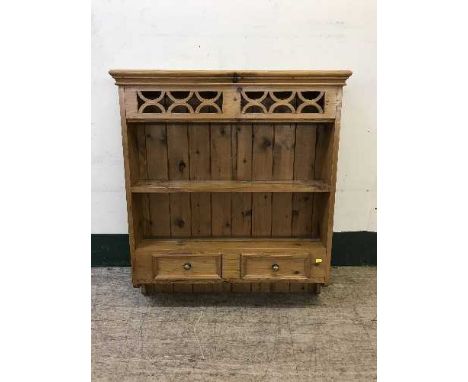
[131,180,331,193]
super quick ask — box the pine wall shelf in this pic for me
[110,70,352,294]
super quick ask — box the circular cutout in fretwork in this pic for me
[240,89,325,114]
[137,90,165,113]
[272,91,294,100]
[140,91,162,100]
[241,90,268,113]
[245,105,266,113]
[198,105,219,113]
[142,104,164,113]
[245,91,265,100]
[269,91,296,113]
[300,105,320,113]
[136,89,223,114]
[170,91,191,100]
[198,91,218,100]
[272,104,294,113]
[169,105,191,113]
[166,91,195,113]
[297,91,325,113]
[300,91,322,101]
[194,91,222,113]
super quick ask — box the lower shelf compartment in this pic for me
[133,238,328,284]
[133,192,325,240]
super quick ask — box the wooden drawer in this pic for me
[240,253,311,281]
[152,254,222,281]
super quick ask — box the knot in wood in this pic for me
[262,138,272,149]
[178,160,186,172]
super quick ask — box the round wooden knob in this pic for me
[183,263,192,270]
[272,264,279,272]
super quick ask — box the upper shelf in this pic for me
[131,180,331,193]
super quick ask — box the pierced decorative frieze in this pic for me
[137,90,223,114]
[240,90,325,114]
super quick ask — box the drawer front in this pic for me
[240,254,311,280]
[152,254,222,281]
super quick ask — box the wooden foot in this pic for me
[140,284,151,295]
[311,283,322,295]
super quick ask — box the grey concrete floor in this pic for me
[92,267,376,381]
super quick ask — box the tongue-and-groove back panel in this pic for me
[130,122,331,239]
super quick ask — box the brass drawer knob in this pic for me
[272,264,280,272]
[183,262,192,270]
[315,258,323,265]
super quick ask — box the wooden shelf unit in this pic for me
[110,70,351,294]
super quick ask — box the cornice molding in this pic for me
[109,70,352,86]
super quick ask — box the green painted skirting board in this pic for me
[91,232,376,267]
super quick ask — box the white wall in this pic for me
[91,0,376,233]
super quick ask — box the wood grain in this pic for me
[211,124,232,236]
[210,124,232,179]
[271,124,295,237]
[112,70,351,291]
[117,88,138,286]
[146,124,170,236]
[252,124,273,237]
[188,124,211,236]
[131,179,330,193]
[231,124,252,236]
[167,123,191,237]
[241,254,310,280]
[152,254,222,280]
[292,124,317,238]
